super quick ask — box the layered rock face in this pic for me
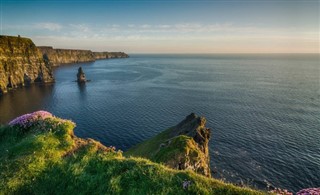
[126,113,211,177]
[0,35,54,94]
[38,47,129,66]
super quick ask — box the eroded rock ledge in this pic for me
[126,113,211,177]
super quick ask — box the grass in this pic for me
[125,128,172,159]
[0,116,265,194]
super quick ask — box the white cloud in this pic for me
[140,24,151,29]
[69,24,90,33]
[34,22,62,31]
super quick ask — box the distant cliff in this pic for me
[93,51,129,60]
[38,46,95,66]
[38,46,129,66]
[0,35,54,94]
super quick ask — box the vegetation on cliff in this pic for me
[0,111,262,194]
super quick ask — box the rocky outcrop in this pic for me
[126,113,211,177]
[77,67,86,83]
[0,35,54,94]
[38,47,129,66]
[169,113,211,176]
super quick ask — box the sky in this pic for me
[1,0,319,53]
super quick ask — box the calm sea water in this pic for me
[0,54,319,192]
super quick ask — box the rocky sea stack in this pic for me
[126,113,211,177]
[77,67,87,83]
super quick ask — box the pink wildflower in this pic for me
[297,188,320,195]
[8,110,53,127]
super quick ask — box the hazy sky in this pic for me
[1,0,319,53]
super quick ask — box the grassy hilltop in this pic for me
[0,111,263,194]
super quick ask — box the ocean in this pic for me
[0,54,319,192]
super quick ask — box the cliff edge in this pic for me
[126,113,211,177]
[0,35,54,94]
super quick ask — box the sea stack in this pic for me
[77,67,86,83]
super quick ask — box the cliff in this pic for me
[0,111,262,194]
[38,46,95,66]
[93,51,129,60]
[0,36,54,94]
[0,35,128,94]
[38,47,129,66]
[126,113,211,177]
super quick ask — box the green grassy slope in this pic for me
[0,116,264,194]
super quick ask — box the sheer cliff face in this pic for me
[0,36,54,94]
[38,47,95,66]
[126,113,211,177]
[38,47,129,66]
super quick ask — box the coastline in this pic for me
[0,35,129,95]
